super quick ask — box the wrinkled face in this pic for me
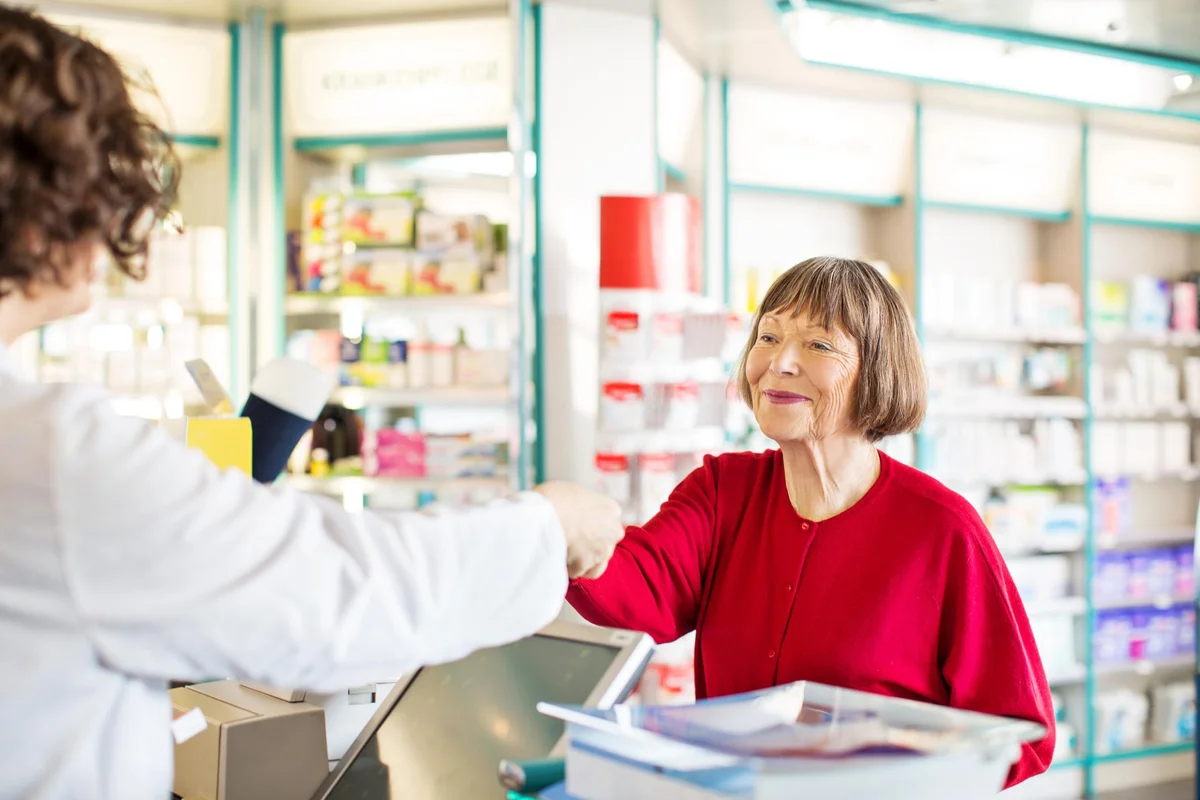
[744,305,861,444]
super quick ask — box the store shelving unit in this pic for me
[273,8,538,509]
[718,75,1200,796]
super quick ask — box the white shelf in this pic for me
[998,533,1087,557]
[92,296,229,318]
[1025,596,1088,617]
[599,358,728,384]
[1095,593,1195,611]
[941,470,1088,487]
[927,395,1088,420]
[285,475,509,494]
[1094,467,1200,483]
[1047,664,1087,686]
[1096,655,1195,678]
[1093,329,1200,348]
[332,385,510,409]
[1094,405,1200,420]
[285,292,510,315]
[925,326,1087,345]
[595,426,728,455]
[1097,528,1196,550]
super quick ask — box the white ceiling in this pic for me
[657,0,912,96]
[816,0,1200,64]
[38,0,505,23]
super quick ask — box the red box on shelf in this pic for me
[599,194,701,294]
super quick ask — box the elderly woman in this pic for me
[568,256,1055,787]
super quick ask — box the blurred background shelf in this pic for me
[284,292,511,316]
[284,475,509,495]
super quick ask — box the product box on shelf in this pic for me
[1092,477,1133,539]
[341,249,411,296]
[1006,555,1073,602]
[411,252,484,295]
[1151,681,1196,744]
[1094,689,1149,755]
[1129,276,1173,335]
[1093,604,1195,665]
[425,435,502,479]
[301,192,344,294]
[342,193,417,247]
[362,428,426,478]
[415,212,494,259]
[1029,615,1080,680]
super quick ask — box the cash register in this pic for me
[311,620,652,799]
[171,620,652,800]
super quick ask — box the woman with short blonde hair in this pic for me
[569,256,1055,788]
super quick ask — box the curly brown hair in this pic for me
[0,5,179,299]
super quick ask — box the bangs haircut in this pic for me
[735,256,927,443]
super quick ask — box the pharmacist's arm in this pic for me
[939,526,1057,788]
[52,388,567,692]
[568,455,717,644]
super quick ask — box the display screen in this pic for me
[323,635,625,800]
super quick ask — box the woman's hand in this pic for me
[534,481,625,579]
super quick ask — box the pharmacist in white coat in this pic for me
[0,8,622,800]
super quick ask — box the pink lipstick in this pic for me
[763,389,810,405]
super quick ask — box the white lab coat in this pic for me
[0,343,568,800]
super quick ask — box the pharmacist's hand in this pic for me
[533,481,625,580]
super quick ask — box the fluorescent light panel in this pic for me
[781,5,1200,114]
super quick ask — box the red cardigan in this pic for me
[568,450,1055,787]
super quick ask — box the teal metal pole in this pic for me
[1081,123,1097,799]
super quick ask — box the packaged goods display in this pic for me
[295,190,505,298]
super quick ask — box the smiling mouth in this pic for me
[763,389,811,404]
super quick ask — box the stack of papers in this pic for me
[537,681,1047,800]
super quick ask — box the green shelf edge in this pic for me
[661,157,686,184]
[728,181,903,207]
[1093,741,1195,763]
[293,128,510,153]
[168,133,221,149]
[1090,215,1200,234]
[924,200,1070,223]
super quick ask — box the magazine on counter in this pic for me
[538,680,1046,764]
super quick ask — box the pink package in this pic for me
[1146,549,1178,598]
[1144,608,1179,660]
[1093,610,1131,664]
[1127,551,1152,599]
[1172,281,1198,332]
[1128,611,1151,661]
[364,428,426,478]
[1176,607,1196,656]
[1175,546,1195,599]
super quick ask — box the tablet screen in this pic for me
[323,635,624,799]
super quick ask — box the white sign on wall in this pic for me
[284,17,512,141]
[921,108,1080,215]
[656,37,704,172]
[48,14,230,138]
[1088,130,1200,224]
[727,83,914,199]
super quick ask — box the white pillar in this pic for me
[539,1,657,483]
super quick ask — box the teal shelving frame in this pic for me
[923,200,1071,224]
[531,0,546,484]
[1080,123,1099,797]
[728,182,903,208]
[168,133,222,149]
[273,10,543,492]
[225,22,243,404]
[717,45,1200,797]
